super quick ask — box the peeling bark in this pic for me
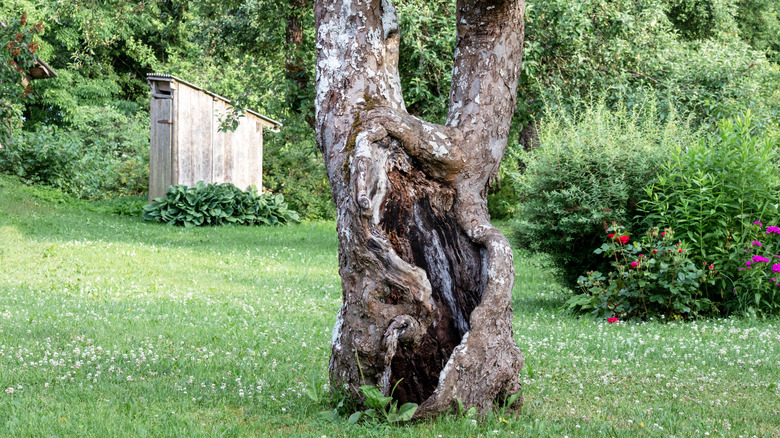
[315,0,525,417]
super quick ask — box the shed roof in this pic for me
[147,73,282,128]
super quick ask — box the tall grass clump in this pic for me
[641,114,780,315]
[512,98,700,288]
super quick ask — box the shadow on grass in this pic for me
[513,289,570,314]
[0,175,339,257]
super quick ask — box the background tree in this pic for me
[315,0,526,416]
[0,12,42,148]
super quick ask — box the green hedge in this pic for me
[142,182,300,227]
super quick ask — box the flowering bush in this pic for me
[512,100,696,288]
[733,221,780,316]
[640,115,780,293]
[567,224,717,320]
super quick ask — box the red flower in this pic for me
[652,250,658,254]
[631,261,639,268]
[619,235,629,244]
[607,233,615,239]
[660,232,666,237]
[607,317,619,323]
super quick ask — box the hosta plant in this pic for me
[142,182,299,227]
[568,224,717,320]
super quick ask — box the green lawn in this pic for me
[1,175,778,437]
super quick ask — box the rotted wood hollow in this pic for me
[377,141,484,404]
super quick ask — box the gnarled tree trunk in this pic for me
[314,0,525,417]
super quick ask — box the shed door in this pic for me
[149,96,173,201]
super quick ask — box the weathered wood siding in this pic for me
[212,99,233,185]
[148,75,276,201]
[149,94,173,200]
[175,84,214,187]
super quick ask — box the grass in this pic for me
[1,174,778,437]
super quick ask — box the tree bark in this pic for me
[314,0,525,417]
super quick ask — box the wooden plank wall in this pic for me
[149,79,265,196]
[175,85,213,187]
[148,96,172,201]
[212,99,234,185]
[211,99,263,191]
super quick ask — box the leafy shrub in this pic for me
[640,114,780,297]
[54,106,151,199]
[732,221,780,316]
[142,182,300,227]
[736,0,780,63]
[0,127,83,191]
[569,225,717,320]
[512,99,700,287]
[263,122,335,220]
[0,117,150,200]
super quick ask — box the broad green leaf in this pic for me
[396,403,418,422]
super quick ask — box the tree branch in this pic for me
[358,106,466,181]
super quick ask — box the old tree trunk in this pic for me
[315,0,525,417]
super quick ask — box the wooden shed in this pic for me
[147,74,281,201]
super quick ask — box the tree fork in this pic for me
[315,0,525,417]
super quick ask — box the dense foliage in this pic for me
[0,11,42,147]
[0,122,148,200]
[512,99,700,287]
[143,182,300,227]
[517,0,780,128]
[518,104,780,318]
[640,115,780,314]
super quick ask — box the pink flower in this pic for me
[660,232,666,237]
[767,226,780,235]
[755,221,763,226]
[631,261,639,268]
[773,264,780,273]
[753,255,771,263]
[751,241,762,247]
[607,317,619,323]
[709,264,714,270]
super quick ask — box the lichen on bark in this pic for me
[314,0,526,418]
